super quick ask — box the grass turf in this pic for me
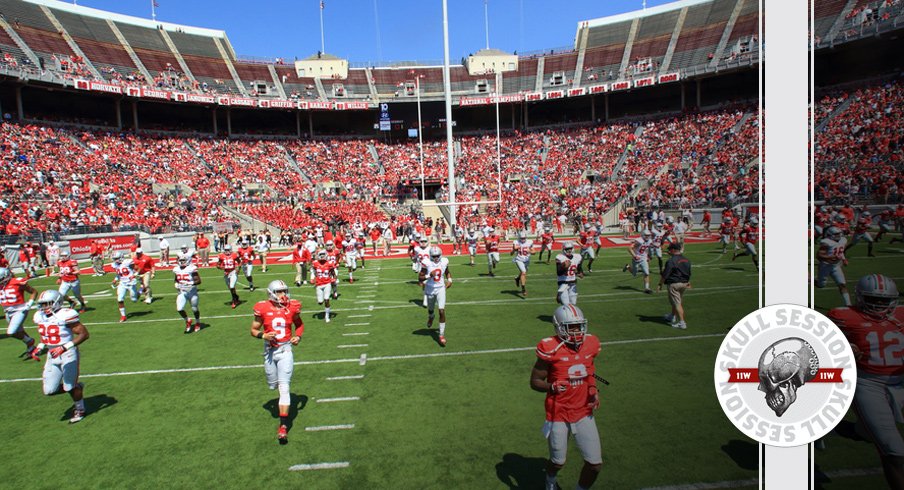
[0,241,891,489]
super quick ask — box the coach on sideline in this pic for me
[658,243,691,330]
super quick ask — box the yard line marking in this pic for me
[316,397,360,403]
[305,424,355,432]
[337,344,369,348]
[640,467,883,490]
[288,462,349,471]
[348,314,372,318]
[342,332,370,336]
[0,333,723,383]
[346,323,371,326]
[326,375,365,381]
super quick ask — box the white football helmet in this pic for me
[825,226,842,241]
[855,274,899,318]
[0,267,11,288]
[223,244,232,252]
[111,251,123,262]
[429,246,442,261]
[749,216,759,226]
[317,250,327,260]
[561,241,574,257]
[553,304,587,347]
[177,253,191,267]
[419,237,429,247]
[37,289,63,314]
[267,279,290,306]
[642,230,652,239]
[60,250,70,260]
[666,216,674,224]
[862,211,871,218]
[518,231,527,240]
[325,240,334,250]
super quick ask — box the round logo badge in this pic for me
[714,304,857,447]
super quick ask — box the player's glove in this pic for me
[549,380,569,394]
[49,343,73,359]
[28,344,45,361]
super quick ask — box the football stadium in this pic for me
[0,0,898,488]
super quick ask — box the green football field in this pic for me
[0,241,895,489]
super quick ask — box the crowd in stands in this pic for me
[0,102,771,242]
[815,79,904,204]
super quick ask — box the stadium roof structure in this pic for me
[578,0,712,30]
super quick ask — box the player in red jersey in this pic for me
[250,280,303,444]
[218,244,242,308]
[538,230,555,264]
[0,267,37,356]
[484,229,500,277]
[325,240,343,299]
[731,216,760,271]
[701,210,712,236]
[57,251,87,312]
[846,212,876,257]
[531,305,602,490]
[133,248,156,304]
[238,241,256,291]
[311,250,337,322]
[830,274,904,489]
[578,225,596,273]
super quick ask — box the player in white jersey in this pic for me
[649,223,667,274]
[411,237,430,273]
[623,230,652,293]
[465,229,479,266]
[342,237,359,283]
[555,241,584,305]
[173,254,202,333]
[511,231,535,297]
[27,290,90,424]
[110,251,139,322]
[816,226,851,306]
[419,246,452,347]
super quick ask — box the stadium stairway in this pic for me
[611,126,645,178]
[106,19,153,83]
[826,0,860,44]
[658,6,688,75]
[220,204,281,236]
[266,64,288,99]
[0,15,40,67]
[420,200,447,228]
[709,0,747,69]
[40,5,103,80]
[158,28,197,86]
[276,143,314,186]
[816,96,852,133]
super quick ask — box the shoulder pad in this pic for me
[59,308,80,324]
[252,301,270,317]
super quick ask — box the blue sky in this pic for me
[67,0,677,63]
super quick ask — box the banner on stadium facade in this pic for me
[211,222,235,233]
[610,80,631,91]
[333,101,370,110]
[525,92,543,102]
[568,87,586,97]
[141,88,171,100]
[74,79,122,94]
[267,99,299,109]
[68,235,136,258]
[546,90,565,99]
[634,76,655,88]
[589,84,608,94]
[659,72,681,84]
[459,94,524,106]
[306,100,334,110]
[229,97,257,107]
[217,96,231,106]
[186,93,216,104]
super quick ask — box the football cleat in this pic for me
[438,335,447,347]
[277,424,288,444]
[120,315,127,323]
[144,297,153,304]
[69,409,86,424]
[184,319,193,333]
[194,323,201,333]
[622,264,629,273]
[325,315,331,323]
[672,321,687,330]
[231,302,237,309]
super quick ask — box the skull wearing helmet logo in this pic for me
[757,338,819,417]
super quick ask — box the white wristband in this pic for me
[63,341,75,351]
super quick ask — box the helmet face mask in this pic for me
[856,274,899,319]
[112,251,123,263]
[224,244,232,252]
[429,246,441,261]
[0,267,11,288]
[317,250,327,260]
[826,227,842,241]
[267,280,290,307]
[326,240,334,250]
[553,305,587,348]
[178,254,191,267]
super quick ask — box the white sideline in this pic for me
[345,323,371,326]
[0,334,722,384]
[342,333,369,336]
[288,462,350,471]
[640,467,883,490]
[347,315,372,318]
[337,344,368,348]
[305,424,355,432]
[326,375,365,381]
[316,397,360,403]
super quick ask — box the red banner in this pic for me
[546,90,564,99]
[610,80,631,91]
[306,100,334,110]
[217,96,231,106]
[525,92,543,102]
[75,80,122,94]
[727,368,844,383]
[344,100,370,110]
[589,84,608,94]
[268,99,298,109]
[68,235,136,257]
[634,76,655,88]
[141,88,171,100]
[568,87,586,97]
[230,97,257,107]
[659,72,681,84]
[186,93,216,104]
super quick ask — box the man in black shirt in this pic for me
[658,243,691,329]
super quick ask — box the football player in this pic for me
[719,218,734,255]
[830,275,904,489]
[511,231,534,296]
[110,251,139,322]
[555,242,584,305]
[238,241,256,291]
[538,229,555,264]
[530,305,602,490]
[418,246,452,347]
[218,244,241,308]
[311,250,337,323]
[452,224,465,255]
[133,249,156,304]
[623,230,652,294]
[411,236,430,274]
[325,240,342,299]
[250,280,303,444]
[27,290,90,424]
[484,229,500,277]
[173,254,202,333]
[875,209,895,242]
[578,224,596,273]
[816,226,851,306]
[342,235,359,284]
[649,222,667,274]
[56,251,87,312]
[846,211,876,257]
[732,216,760,271]
[465,228,479,266]
[0,267,37,355]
